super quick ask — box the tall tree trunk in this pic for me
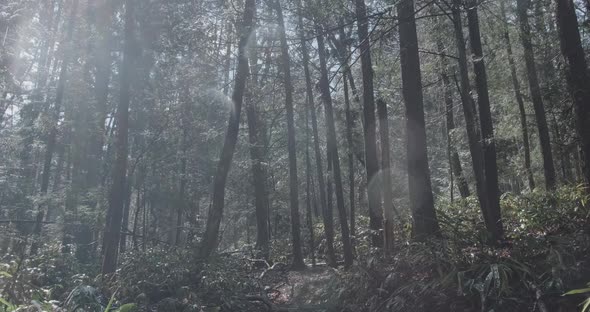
[298,0,336,266]
[119,179,132,253]
[516,0,557,190]
[175,90,190,246]
[222,22,233,96]
[377,99,397,252]
[397,0,439,238]
[554,0,590,190]
[246,94,270,259]
[30,0,79,255]
[316,23,354,267]
[199,0,255,259]
[132,176,142,249]
[245,15,270,259]
[101,0,134,274]
[275,0,305,270]
[355,0,383,247]
[437,39,470,198]
[329,26,360,242]
[89,0,113,188]
[343,75,356,242]
[305,103,316,266]
[451,0,492,237]
[500,0,535,191]
[465,0,504,241]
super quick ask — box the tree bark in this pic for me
[316,23,354,268]
[305,104,316,266]
[397,0,439,238]
[451,0,492,238]
[377,99,397,252]
[30,0,78,255]
[500,0,535,191]
[246,89,270,259]
[554,0,590,190]
[355,0,383,247]
[343,75,356,242]
[275,0,305,269]
[465,0,504,241]
[516,0,556,190]
[199,0,255,259]
[437,39,470,198]
[245,15,270,259]
[101,0,134,274]
[88,0,113,188]
[298,0,336,266]
[328,26,360,242]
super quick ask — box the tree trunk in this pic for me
[437,39,470,198]
[516,0,556,190]
[30,0,79,256]
[88,0,113,188]
[246,16,270,259]
[316,23,354,268]
[175,90,190,246]
[305,105,316,266]
[355,0,383,247]
[275,0,305,270]
[132,177,142,249]
[500,0,535,191]
[119,179,132,253]
[246,94,270,259]
[451,0,493,237]
[101,0,134,274]
[397,0,439,238]
[377,99,398,252]
[554,0,590,190]
[298,0,336,266]
[199,0,255,259]
[222,22,233,96]
[317,21,353,267]
[465,0,504,241]
[343,76,356,242]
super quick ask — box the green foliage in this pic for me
[564,283,590,312]
[338,187,590,311]
[0,297,16,312]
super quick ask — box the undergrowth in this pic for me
[1,186,589,311]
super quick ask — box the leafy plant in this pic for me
[0,297,16,312]
[564,283,590,312]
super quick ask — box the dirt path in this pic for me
[267,264,343,311]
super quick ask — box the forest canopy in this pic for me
[0,0,589,311]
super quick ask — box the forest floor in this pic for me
[274,265,338,306]
[1,187,589,311]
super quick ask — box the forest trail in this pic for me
[254,264,343,311]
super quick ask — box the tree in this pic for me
[199,0,256,259]
[554,0,590,190]
[355,0,383,247]
[436,38,470,199]
[465,0,504,241]
[397,0,439,237]
[299,0,336,266]
[343,75,356,242]
[450,0,495,239]
[30,0,79,255]
[516,0,556,190]
[246,64,270,261]
[316,20,354,267]
[500,0,535,191]
[102,0,134,274]
[377,99,397,251]
[275,0,305,270]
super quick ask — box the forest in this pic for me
[0,0,590,310]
